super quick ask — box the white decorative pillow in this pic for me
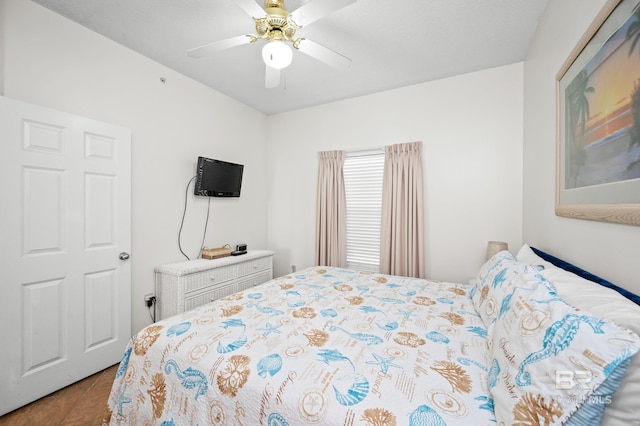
[516,244,558,271]
[541,268,640,335]
[487,265,640,425]
[516,244,640,332]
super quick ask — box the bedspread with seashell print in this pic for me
[108,267,496,425]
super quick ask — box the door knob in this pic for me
[119,252,130,260]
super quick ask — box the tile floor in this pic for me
[0,364,118,426]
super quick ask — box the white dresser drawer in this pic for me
[185,282,237,311]
[236,270,272,292]
[237,256,272,277]
[184,265,235,294]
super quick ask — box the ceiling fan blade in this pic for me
[296,39,351,71]
[289,0,356,27]
[187,35,253,58]
[265,65,281,89]
[233,0,265,18]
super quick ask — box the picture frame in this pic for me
[556,0,640,226]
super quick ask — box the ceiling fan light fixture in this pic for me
[262,40,293,69]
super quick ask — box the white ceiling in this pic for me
[30,0,549,115]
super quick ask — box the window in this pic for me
[343,149,384,272]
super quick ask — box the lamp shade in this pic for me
[486,241,508,260]
[262,41,293,69]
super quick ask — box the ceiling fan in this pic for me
[187,0,356,88]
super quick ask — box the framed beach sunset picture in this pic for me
[556,0,640,225]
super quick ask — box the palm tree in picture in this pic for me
[631,80,640,143]
[627,7,640,171]
[565,69,594,187]
[628,79,640,171]
[626,6,640,57]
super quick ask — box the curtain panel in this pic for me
[380,141,425,278]
[315,150,347,267]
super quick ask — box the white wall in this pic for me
[0,0,5,96]
[267,63,524,283]
[2,0,269,334]
[523,0,640,294]
[3,0,530,335]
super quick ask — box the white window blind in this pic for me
[344,150,384,272]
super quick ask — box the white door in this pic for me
[0,96,131,415]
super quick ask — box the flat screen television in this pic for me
[194,156,244,197]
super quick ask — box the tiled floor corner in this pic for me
[0,364,118,426]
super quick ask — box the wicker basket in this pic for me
[201,247,231,259]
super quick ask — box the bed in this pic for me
[108,246,640,425]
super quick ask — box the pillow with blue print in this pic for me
[487,272,640,425]
[516,243,640,424]
[470,250,553,332]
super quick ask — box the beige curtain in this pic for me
[380,142,425,278]
[315,150,347,267]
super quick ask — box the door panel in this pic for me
[22,166,66,255]
[22,277,67,373]
[0,96,131,415]
[85,173,116,248]
[85,269,117,349]
[23,119,65,153]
